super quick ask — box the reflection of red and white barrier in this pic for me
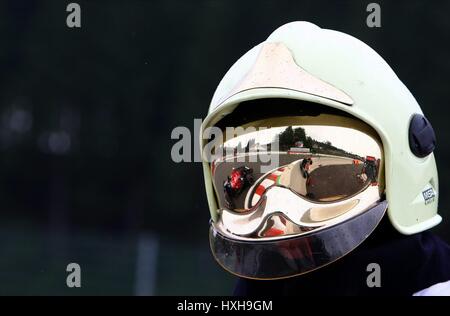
[263,216,287,237]
[250,167,285,207]
[288,147,310,155]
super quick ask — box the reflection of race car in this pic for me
[223,166,254,209]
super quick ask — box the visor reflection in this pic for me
[211,123,383,240]
[212,125,382,212]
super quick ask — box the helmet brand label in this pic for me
[422,188,436,205]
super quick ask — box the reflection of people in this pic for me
[300,158,313,180]
[223,176,235,209]
[362,156,378,184]
[201,22,450,295]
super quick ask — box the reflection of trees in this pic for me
[278,126,360,159]
[279,126,294,150]
[313,138,360,159]
[224,126,362,159]
[278,126,312,151]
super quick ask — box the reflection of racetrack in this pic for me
[212,153,365,210]
[308,164,364,201]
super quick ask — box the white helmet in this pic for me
[200,21,439,279]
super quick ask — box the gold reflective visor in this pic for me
[208,113,387,279]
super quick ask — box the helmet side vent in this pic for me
[409,114,436,158]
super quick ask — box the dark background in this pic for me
[0,0,448,295]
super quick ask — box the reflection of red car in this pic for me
[223,166,254,209]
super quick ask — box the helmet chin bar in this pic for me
[210,200,387,280]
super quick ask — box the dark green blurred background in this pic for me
[0,0,449,295]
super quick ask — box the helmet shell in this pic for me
[201,21,440,234]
